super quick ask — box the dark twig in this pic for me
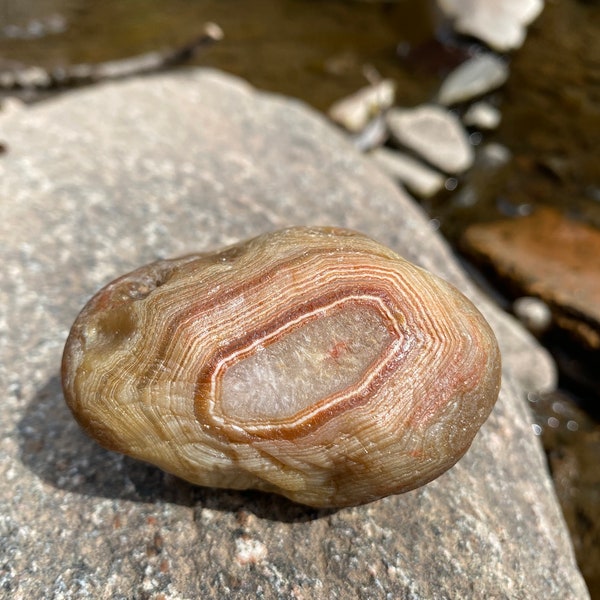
[0,22,224,91]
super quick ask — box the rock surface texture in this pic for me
[0,69,589,599]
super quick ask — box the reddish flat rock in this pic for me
[463,207,600,348]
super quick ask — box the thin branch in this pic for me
[0,22,224,91]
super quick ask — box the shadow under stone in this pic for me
[18,374,333,523]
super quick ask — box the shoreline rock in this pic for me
[437,0,545,52]
[437,54,509,106]
[387,104,474,174]
[328,79,396,133]
[0,69,587,599]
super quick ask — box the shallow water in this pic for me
[2,1,598,230]
[0,0,439,107]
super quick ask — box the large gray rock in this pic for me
[0,69,588,599]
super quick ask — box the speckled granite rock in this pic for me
[0,69,588,599]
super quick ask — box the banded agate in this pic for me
[62,227,501,507]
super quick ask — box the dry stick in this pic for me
[0,22,224,90]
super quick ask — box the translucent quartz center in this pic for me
[219,304,393,421]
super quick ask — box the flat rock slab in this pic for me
[463,101,502,130]
[463,207,600,349]
[0,69,588,599]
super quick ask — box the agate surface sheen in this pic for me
[62,226,501,507]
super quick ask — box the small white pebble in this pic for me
[463,102,502,130]
[531,423,543,436]
[329,80,396,133]
[513,296,552,335]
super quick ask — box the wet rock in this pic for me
[527,389,600,597]
[6,65,52,88]
[478,142,512,167]
[463,101,502,129]
[328,79,395,133]
[387,104,474,174]
[514,296,552,336]
[369,146,446,198]
[437,0,545,51]
[0,69,586,599]
[462,207,600,349]
[351,116,388,152]
[438,54,509,105]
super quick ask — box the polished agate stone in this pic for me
[62,226,501,507]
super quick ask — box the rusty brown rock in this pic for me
[462,207,600,349]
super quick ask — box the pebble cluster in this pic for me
[328,0,544,202]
